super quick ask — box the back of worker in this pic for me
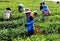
[3,7,11,20]
[42,2,50,16]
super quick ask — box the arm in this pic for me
[10,11,12,19]
[26,20,34,25]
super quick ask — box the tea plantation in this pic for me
[0,0,60,41]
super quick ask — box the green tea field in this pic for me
[0,0,60,41]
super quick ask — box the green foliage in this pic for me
[0,0,60,41]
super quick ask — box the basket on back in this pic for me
[42,10,50,16]
[33,25,42,34]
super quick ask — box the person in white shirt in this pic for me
[3,7,12,20]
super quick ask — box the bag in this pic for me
[34,25,42,34]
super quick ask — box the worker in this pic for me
[41,2,50,21]
[3,7,12,20]
[18,3,24,12]
[25,8,34,36]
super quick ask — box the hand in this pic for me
[25,24,28,27]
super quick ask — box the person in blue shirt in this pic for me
[25,9,34,36]
[26,16,34,36]
[42,4,48,11]
[41,2,50,21]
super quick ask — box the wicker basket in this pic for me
[33,25,42,34]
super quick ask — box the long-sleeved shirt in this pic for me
[25,17,34,32]
[42,5,48,11]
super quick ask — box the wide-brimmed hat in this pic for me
[24,8,31,14]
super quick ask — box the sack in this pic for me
[34,25,42,34]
